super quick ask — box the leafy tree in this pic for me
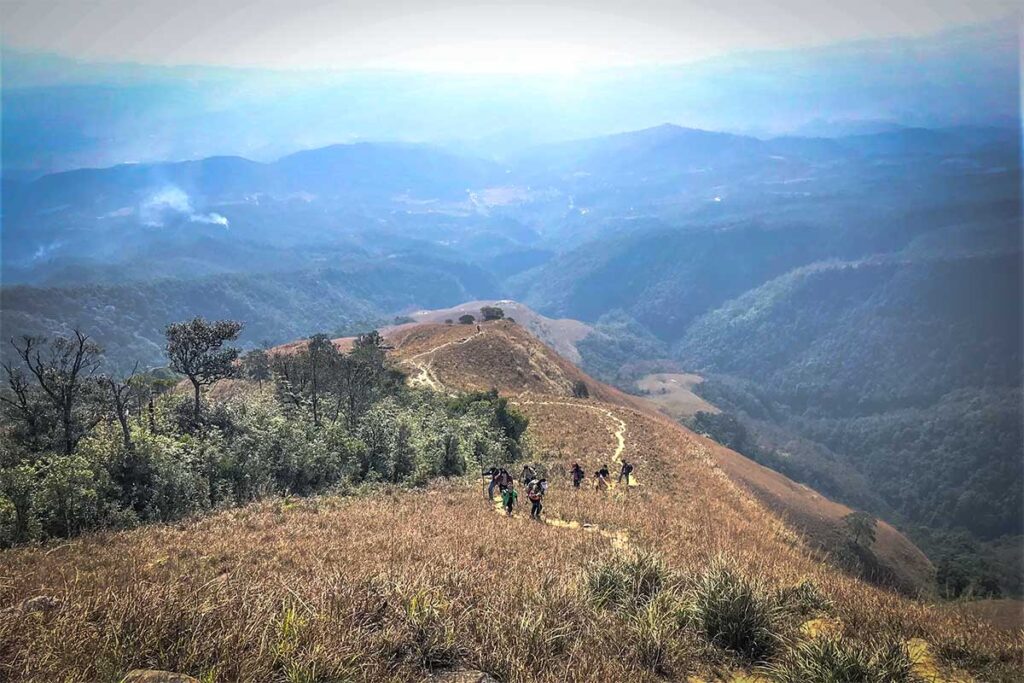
[5,331,104,454]
[572,380,590,399]
[844,511,877,548]
[306,334,338,427]
[480,306,504,321]
[164,318,243,423]
[458,314,476,325]
[242,348,271,388]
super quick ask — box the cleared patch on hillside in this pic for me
[636,372,719,419]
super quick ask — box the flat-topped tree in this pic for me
[165,317,243,423]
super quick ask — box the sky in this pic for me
[1,0,1018,73]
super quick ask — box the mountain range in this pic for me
[2,119,1020,596]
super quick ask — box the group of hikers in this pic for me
[484,459,636,520]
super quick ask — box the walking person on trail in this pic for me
[502,484,518,517]
[618,460,634,486]
[497,468,513,492]
[527,480,544,520]
[571,463,585,489]
[595,466,610,491]
[521,464,536,486]
[485,466,500,499]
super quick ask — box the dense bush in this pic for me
[765,636,917,683]
[0,324,528,546]
[682,562,786,662]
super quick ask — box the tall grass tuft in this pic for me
[395,588,463,671]
[775,579,832,618]
[764,635,919,682]
[683,562,786,662]
[586,550,671,609]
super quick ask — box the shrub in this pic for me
[397,589,462,670]
[587,551,670,609]
[572,380,589,399]
[458,315,476,325]
[775,579,832,618]
[683,563,784,662]
[480,306,504,321]
[627,593,679,674]
[765,636,917,682]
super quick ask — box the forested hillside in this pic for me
[1,258,500,372]
[679,253,1022,594]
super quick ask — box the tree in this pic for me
[480,306,504,321]
[332,331,393,428]
[5,331,104,454]
[844,511,877,548]
[164,318,243,424]
[306,334,338,427]
[458,314,476,325]
[103,363,139,451]
[242,348,271,388]
[572,380,590,399]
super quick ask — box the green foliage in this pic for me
[165,317,243,422]
[0,321,528,547]
[458,314,475,325]
[571,380,589,399]
[844,512,877,549]
[774,580,832,618]
[586,551,670,609]
[480,306,504,321]
[765,636,917,683]
[683,563,785,662]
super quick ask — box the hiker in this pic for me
[497,468,513,492]
[476,324,481,332]
[570,463,585,489]
[595,467,609,491]
[502,484,518,517]
[528,481,544,520]
[618,460,634,485]
[485,466,500,498]
[538,478,548,494]
[521,464,536,486]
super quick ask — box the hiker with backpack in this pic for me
[484,466,500,498]
[497,468,513,492]
[571,463,585,489]
[595,465,610,491]
[527,479,544,520]
[521,464,536,486]
[502,484,519,517]
[618,460,634,486]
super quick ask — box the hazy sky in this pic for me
[2,0,1018,73]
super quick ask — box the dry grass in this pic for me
[2,323,1021,682]
[635,373,720,419]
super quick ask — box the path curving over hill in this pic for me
[385,319,934,596]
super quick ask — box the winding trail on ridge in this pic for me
[400,329,484,392]
[493,398,638,550]
[395,329,638,549]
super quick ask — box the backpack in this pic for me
[624,463,634,474]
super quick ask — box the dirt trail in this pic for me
[490,398,638,550]
[514,398,638,487]
[400,329,484,392]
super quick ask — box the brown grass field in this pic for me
[1,320,1021,682]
